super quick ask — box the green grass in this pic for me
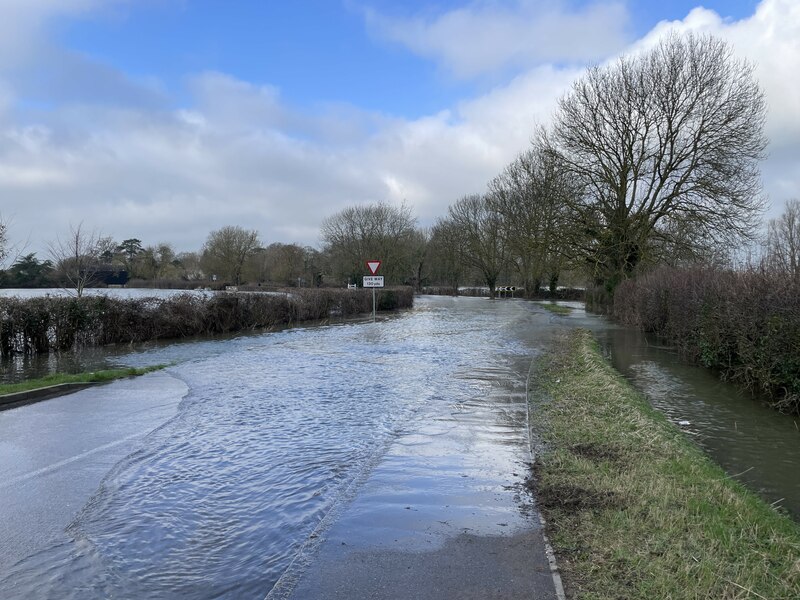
[537,302,573,315]
[530,329,800,599]
[0,365,168,396]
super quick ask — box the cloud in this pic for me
[0,1,126,68]
[0,0,797,258]
[363,0,631,79]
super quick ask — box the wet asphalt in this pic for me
[0,373,187,574]
[268,351,561,600]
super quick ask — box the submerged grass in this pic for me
[530,329,800,599]
[537,302,573,316]
[0,365,167,396]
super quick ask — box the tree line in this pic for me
[0,224,327,294]
[1,32,796,298]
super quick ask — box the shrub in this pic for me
[614,267,800,413]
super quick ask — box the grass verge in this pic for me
[529,329,800,599]
[538,302,573,316]
[0,365,167,396]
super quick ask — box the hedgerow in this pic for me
[0,287,413,356]
[613,267,800,413]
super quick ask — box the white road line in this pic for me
[0,431,145,490]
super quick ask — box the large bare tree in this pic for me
[442,194,510,299]
[428,220,465,292]
[544,32,767,292]
[490,145,577,295]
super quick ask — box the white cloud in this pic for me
[0,0,126,67]
[364,0,630,79]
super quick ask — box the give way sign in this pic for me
[366,260,382,275]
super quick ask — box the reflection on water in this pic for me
[595,325,800,520]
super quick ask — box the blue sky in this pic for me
[55,1,760,116]
[0,0,796,254]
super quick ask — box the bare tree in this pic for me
[407,228,431,292]
[246,242,309,286]
[490,145,577,295]
[176,251,204,281]
[0,214,30,271]
[201,226,260,285]
[321,201,417,285]
[442,194,510,299]
[765,199,800,277]
[428,220,465,292]
[543,32,767,292]
[49,223,103,296]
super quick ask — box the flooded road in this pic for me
[2,296,797,598]
[0,296,562,599]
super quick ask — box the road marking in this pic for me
[0,431,145,490]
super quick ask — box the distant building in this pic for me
[93,266,129,286]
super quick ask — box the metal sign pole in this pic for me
[372,287,376,321]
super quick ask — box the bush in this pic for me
[613,267,800,413]
[0,287,414,356]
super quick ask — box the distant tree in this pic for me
[428,220,465,292]
[0,216,8,267]
[5,253,53,287]
[765,199,800,277]
[302,246,324,287]
[117,238,143,264]
[175,251,204,281]
[201,226,260,285]
[407,228,431,291]
[543,32,767,293]
[321,201,416,285]
[49,223,103,296]
[441,194,510,299]
[264,243,306,286]
[134,243,180,280]
[0,214,27,271]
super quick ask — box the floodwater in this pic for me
[1,296,797,598]
[0,288,287,384]
[594,324,800,520]
[0,296,561,599]
[551,302,800,519]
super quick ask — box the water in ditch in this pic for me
[559,303,800,520]
[593,323,800,520]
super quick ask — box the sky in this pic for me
[0,0,797,257]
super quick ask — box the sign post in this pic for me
[364,260,383,321]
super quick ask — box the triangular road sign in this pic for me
[366,260,381,275]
